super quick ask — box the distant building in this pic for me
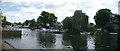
[53,22,63,29]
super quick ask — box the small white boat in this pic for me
[41,28,64,33]
[64,46,73,49]
[109,33,118,35]
[80,32,90,35]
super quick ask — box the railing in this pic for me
[2,26,21,31]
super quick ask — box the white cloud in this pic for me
[3,6,41,23]
[2,0,119,23]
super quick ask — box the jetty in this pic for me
[2,41,15,49]
[1,26,22,38]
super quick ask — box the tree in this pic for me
[0,9,3,24]
[94,9,112,28]
[2,16,11,26]
[0,14,4,24]
[0,9,11,26]
[62,16,73,30]
[114,14,120,24]
[24,19,41,29]
[87,23,95,33]
[11,22,23,26]
[72,10,88,31]
[18,22,22,25]
[111,14,120,32]
[29,19,36,28]
[37,11,57,28]
[63,10,89,33]
[23,20,30,25]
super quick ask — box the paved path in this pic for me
[2,41,15,49]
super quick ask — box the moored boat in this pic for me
[108,33,118,35]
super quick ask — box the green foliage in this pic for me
[0,14,22,26]
[63,10,89,32]
[29,19,36,28]
[72,10,88,31]
[0,10,9,25]
[87,23,95,32]
[114,14,120,23]
[94,9,112,28]
[23,19,37,28]
[109,14,120,32]
[63,32,87,49]
[0,14,4,24]
[37,11,57,28]
[0,9,3,24]
[18,22,22,25]
[1,16,11,26]
[23,20,30,25]
[62,16,73,30]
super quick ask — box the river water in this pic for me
[3,28,118,50]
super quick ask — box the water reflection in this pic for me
[20,30,40,49]
[63,32,87,50]
[54,34,64,49]
[3,28,118,50]
[37,32,56,49]
[86,35,95,49]
[95,33,117,51]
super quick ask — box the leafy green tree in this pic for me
[63,10,88,33]
[0,10,9,25]
[62,16,73,30]
[0,16,4,24]
[87,23,95,33]
[37,11,57,28]
[2,16,6,25]
[11,22,17,26]
[23,19,36,29]
[72,10,88,31]
[0,9,3,24]
[94,9,112,28]
[1,16,11,26]
[29,19,36,28]
[18,22,22,25]
[23,20,30,25]
[112,14,120,32]
[114,14,120,23]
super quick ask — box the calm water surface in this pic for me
[3,28,118,50]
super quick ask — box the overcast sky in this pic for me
[1,0,119,23]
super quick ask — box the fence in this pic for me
[2,25,21,31]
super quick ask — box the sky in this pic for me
[0,0,119,23]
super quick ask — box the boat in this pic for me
[47,29,64,33]
[80,32,90,35]
[64,46,73,49]
[41,28,64,33]
[109,33,118,35]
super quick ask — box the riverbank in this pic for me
[2,30,21,38]
[2,30,21,34]
[2,41,15,49]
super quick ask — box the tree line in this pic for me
[0,11,58,29]
[23,11,58,29]
[62,10,88,33]
[63,8,120,33]
[0,8,120,32]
